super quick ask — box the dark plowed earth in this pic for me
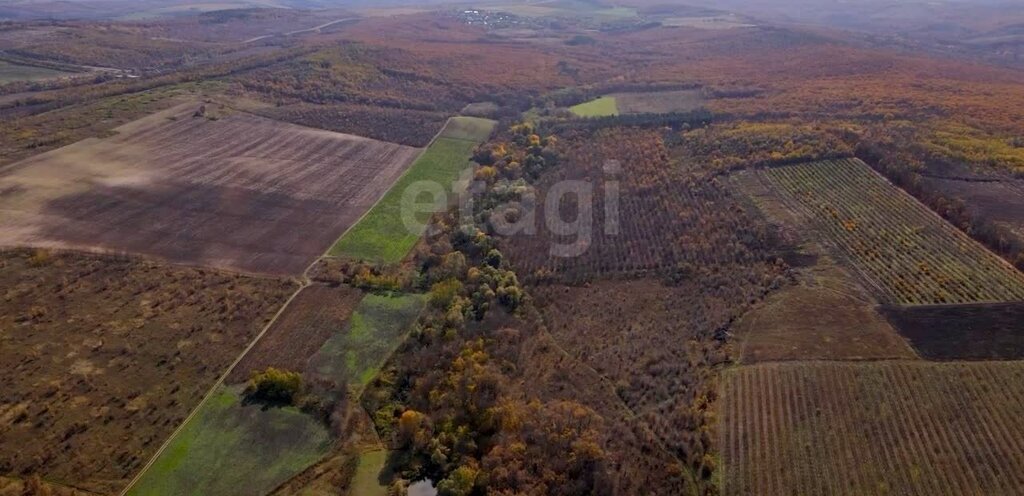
[881,302,1024,359]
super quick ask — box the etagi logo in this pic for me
[398,159,622,258]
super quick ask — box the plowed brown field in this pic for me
[0,102,421,275]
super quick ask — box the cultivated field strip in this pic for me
[720,361,1024,496]
[762,158,1024,304]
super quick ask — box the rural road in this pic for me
[242,17,359,43]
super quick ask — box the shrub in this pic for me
[352,266,403,291]
[28,248,52,267]
[437,464,479,496]
[398,409,427,446]
[496,284,523,311]
[474,165,498,183]
[245,367,302,405]
[429,279,464,310]
[485,249,503,268]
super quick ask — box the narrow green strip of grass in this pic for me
[569,96,619,117]
[329,117,496,263]
[308,293,425,392]
[351,449,390,496]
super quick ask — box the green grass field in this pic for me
[329,117,496,263]
[569,96,619,117]
[0,60,72,83]
[308,293,425,391]
[350,450,390,496]
[128,386,331,496]
[489,0,636,20]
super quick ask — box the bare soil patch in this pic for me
[0,101,421,275]
[0,249,295,494]
[611,89,705,114]
[881,302,1024,359]
[920,172,1024,241]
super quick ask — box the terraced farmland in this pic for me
[719,361,1024,496]
[761,158,1024,304]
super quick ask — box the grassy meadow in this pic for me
[0,60,73,83]
[569,96,619,117]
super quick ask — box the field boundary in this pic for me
[878,300,1024,311]
[0,245,298,283]
[122,221,349,494]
